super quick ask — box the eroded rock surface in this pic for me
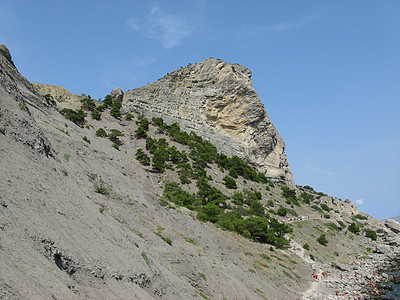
[123,58,294,186]
[32,82,84,109]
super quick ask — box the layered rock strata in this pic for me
[123,58,294,186]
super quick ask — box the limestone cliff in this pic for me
[123,58,294,186]
[32,82,84,109]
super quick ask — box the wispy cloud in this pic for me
[243,9,326,38]
[355,199,364,205]
[305,162,336,175]
[127,3,204,49]
[267,14,320,34]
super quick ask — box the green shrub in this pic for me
[184,237,197,245]
[164,182,196,210]
[108,129,124,145]
[267,199,275,207]
[320,203,331,212]
[364,228,377,240]
[103,95,113,107]
[325,222,340,231]
[348,222,360,234]
[95,185,109,196]
[136,149,150,166]
[96,128,107,137]
[228,168,238,178]
[300,192,313,204]
[110,107,121,119]
[125,113,134,120]
[80,97,96,111]
[198,272,206,281]
[287,208,298,217]
[19,102,27,111]
[276,206,288,217]
[355,214,368,220]
[141,251,150,267]
[91,109,101,120]
[317,234,328,246]
[337,220,345,228]
[82,136,90,143]
[223,175,237,189]
[303,243,310,251]
[311,205,323,213]
[60,108,86,125]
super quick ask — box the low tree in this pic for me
[108,129,124,145]
[317,234,328,246]
[136,149,150,166]
[223,175,237,189]
[96,128,107,137]
[348,222,360,234]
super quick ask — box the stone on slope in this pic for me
[385,218,400,234]
[123,58,294,186]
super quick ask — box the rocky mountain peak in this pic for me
[123,58,294,186]
[163,58,253,85]
[0,44,16,68]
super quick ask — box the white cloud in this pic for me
[305,162,336,175]
[127,3,203,49]
[355,199,364,205]
[243,9,326,38]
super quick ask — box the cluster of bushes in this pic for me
[231,189,265,217]
[148,117,275,187]
[163,181,292,248]
[348,222,360,234]
[281,186,300,206]
[300,192,314,204]
[60,94,125,124]
[95,128,124,150]
[60,108,86,125]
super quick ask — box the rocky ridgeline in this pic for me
[122,58,294,187]
[32,83,84,109]
[0,45,55,157]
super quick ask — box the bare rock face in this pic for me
[385,219,400,234]
[32,82,84,109]
[110,86,124,102]
[123,58,294,186]
[0,44,55,157]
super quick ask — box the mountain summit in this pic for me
[123,58,294,187]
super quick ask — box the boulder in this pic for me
[110,87,123,102]
[385,219,400,234]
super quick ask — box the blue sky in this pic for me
[1,0,399,220]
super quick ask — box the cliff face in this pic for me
[0,45,55,157]
[123,58,294,186]
[32,83,84,109]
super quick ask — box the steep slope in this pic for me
[0,45,309,300]
[123,59,294,187]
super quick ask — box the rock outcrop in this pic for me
[0,44,54,157]
[123,58,294,186]
[385,218,400,234]
[32,83,84,109]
